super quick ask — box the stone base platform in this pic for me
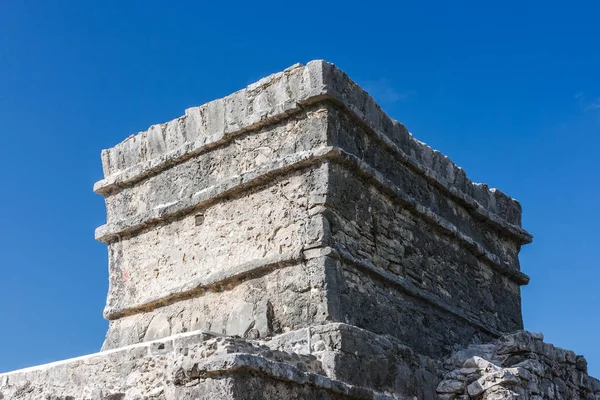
[3,60,599,400]
[0,323,439,400]
[2,325,599,399]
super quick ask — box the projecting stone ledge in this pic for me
[95,60,529,242]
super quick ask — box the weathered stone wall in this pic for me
[326,104,526,274]
[102,258,331,350]
[0,324,438,400]
[324,255,497,358]
[104,165,328,319]
[101,105,328,227]
[323,163,523,354]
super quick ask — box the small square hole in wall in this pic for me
[195,214,205,226]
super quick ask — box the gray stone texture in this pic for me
[2,327,597,399]
[0,60,594,399]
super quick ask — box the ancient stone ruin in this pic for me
[1,61,598,399]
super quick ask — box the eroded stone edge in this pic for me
[95,146,336,242]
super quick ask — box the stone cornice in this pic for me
[95,60,532,245]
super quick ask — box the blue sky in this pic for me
[1,1,598,376]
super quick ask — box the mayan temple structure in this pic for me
[1,61,598,399]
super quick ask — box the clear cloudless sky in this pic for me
[1,0,598,376]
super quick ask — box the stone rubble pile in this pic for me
[437,331,600,399]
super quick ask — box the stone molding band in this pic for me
[95,147,336,242]
[96,146,530,287]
